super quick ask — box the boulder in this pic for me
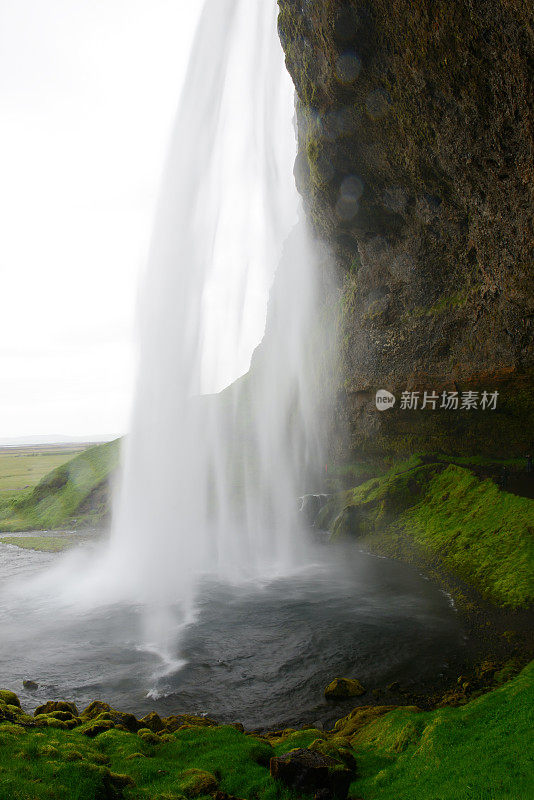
[22,680,38,691]
[137,727,162,745]
[140,711,165,733]
[163,713,217,731]
[308,739,357,772]
[324,678,365,699]
[0,690,21,708]
[80,701,111,719]
[270,749,354,799]
[179,768,218,798]
[95,710,139,732]
[33,710,80,730]
[34,714,70,730]
[96,769,135,800]
[35,700,79,717]
[80,719,117,737]
[3,705,36,726]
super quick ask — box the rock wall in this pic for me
[278,0,534,457]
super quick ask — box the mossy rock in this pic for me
[33,714,70,730]
[94,710,139,733]
[178,768,218,798]
[4,705,36,727]
[80,719,118,738]
[325,677,365,699]
[39,744,60,758]
[48,710,74,721]
[35,700,79,717]
[0,690,21,708]
[138,727,162,745]
[86,768,135,799]
[65,750,84,761]
[164,714,217,732]
[140,711,165,733]
[80,700,112,720]
[333,705,399,738]
[308,738,357,771]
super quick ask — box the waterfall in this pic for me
[21,0,330,655]
[76,0,328,616]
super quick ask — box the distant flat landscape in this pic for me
[0,443,101,492]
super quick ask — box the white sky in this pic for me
[0,0,201,442]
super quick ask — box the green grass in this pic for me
[0,440,120,532]
[0,721,296,800]
[346,660,534,800]
[0,448,87,492]
[398,465,534,608]
[322,459,534,608]
[0,662,532,799]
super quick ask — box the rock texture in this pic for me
[278,0,534,457]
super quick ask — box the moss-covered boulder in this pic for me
[333,705,399,739]
[137,727,162,745]
[164,714,217,732]
[140,711,165,733]
[178,768,218,798]
[325,678,365,699]
[80,719,118,738]
[80,701,112,720]
[35,700,79,717]
[308,738,358,772]
[0,690,21,708]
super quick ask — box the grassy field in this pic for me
[0,661,532,800]
[0,445,89,492]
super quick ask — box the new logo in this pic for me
[375,390,396,411]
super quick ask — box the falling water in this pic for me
[85,0,329,624]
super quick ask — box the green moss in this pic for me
[397,465,534,607]
[324,459,534,608]
[401,289,471,322]
[348,661,534,800]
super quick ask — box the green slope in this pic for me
[319,459,534,609]
[0,439,120,531]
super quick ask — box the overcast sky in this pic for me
[0,0,201,442]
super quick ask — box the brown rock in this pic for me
[270,749,353,799]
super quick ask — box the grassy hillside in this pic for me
[0,661,531,799]
[318,459,534,609]
[0,439,120,532]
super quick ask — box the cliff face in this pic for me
[278,0,534,457]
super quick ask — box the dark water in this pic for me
[0,537,473,730]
